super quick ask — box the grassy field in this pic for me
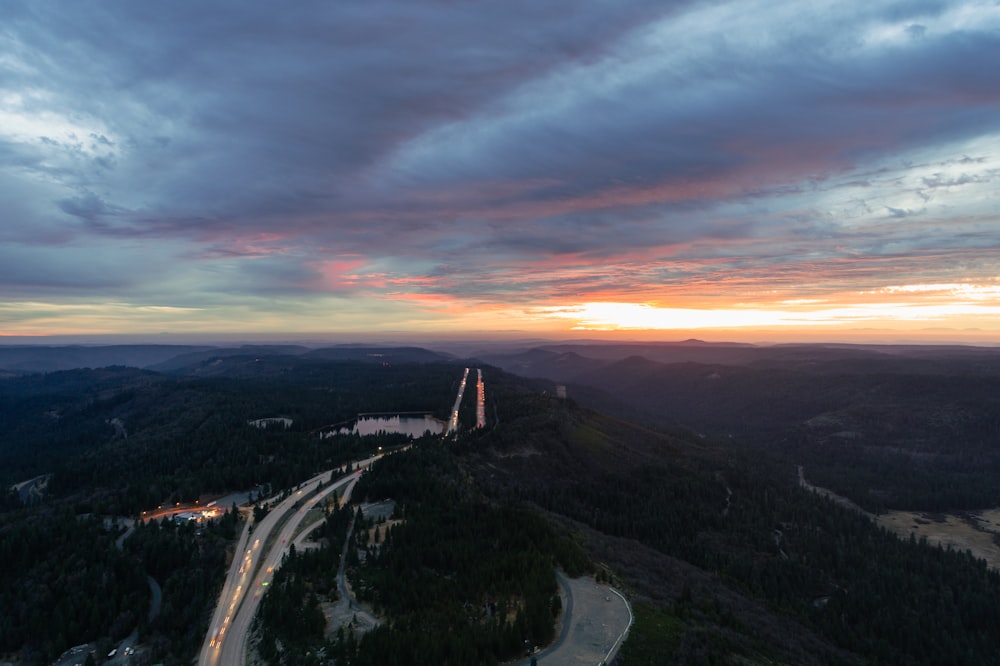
[801,466,1000,570]
[878,508,1000,570]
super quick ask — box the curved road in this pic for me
[102,520,162,665]
[199,457,378,666]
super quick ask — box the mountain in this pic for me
[145,345,312,372]
[484,340,1000,378]
[0,343,450,376]
[487,343,1000,512]
[303,346,451,363]
[0,344,214,373]
[452,375,1000,665]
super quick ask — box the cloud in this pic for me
[2,0,1000,335]
[57,191,117,222]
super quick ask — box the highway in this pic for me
[199,457,377,666]
[11,473,51,504]
[447,367,470,433]
[476,368,485,428]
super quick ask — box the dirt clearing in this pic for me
[878,509,1000,570]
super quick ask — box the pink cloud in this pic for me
[315,258,368,291]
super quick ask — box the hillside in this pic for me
[4,352,1000,664]
[0,345,214,374]
[485,343,1000,512]
[452,378,1000,664]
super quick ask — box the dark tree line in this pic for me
[0,509,147,664]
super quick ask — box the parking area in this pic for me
[516,574,632,666]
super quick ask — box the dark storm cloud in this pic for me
[4,1,673,221]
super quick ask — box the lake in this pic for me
[335,414,447,438]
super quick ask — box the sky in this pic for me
[2,0,1000,344]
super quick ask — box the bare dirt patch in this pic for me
[321,593,379,641]
[365,517,403,543]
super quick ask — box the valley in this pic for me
[879,509,1000,571]
[801,464,1000,572]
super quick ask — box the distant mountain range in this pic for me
[0,344,455,374]
[481,340,1000,377]
[6,337,998,375]
[481,341,1000,513]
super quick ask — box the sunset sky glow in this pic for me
[2,1,1000,343]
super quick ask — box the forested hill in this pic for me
[0,344,214,373]
[0,356,465,663]
[0,357,461,507]
[0,343,451,375]
[451,375,1000,665]
[485,343,1000,512]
